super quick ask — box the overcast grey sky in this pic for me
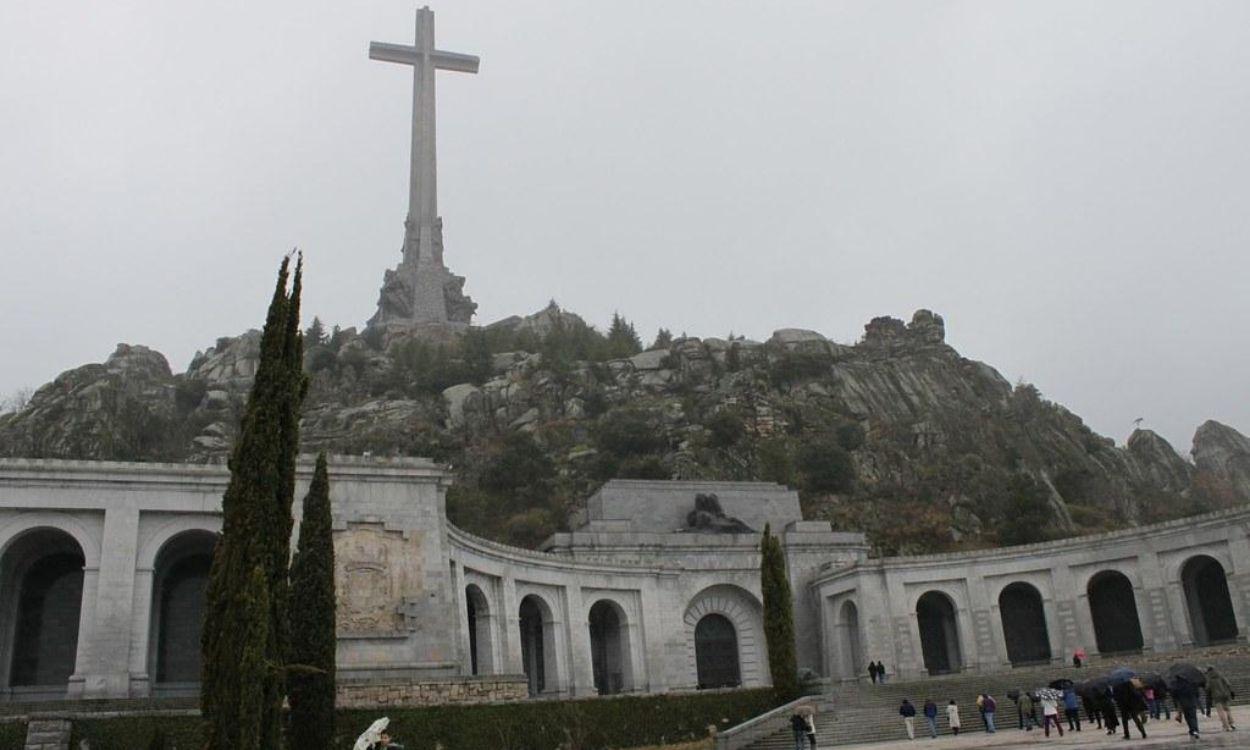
[1,1,1247,452]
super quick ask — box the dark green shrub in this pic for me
[594,409,666,457]
[68,689,780,750]
[0,720,26,750]
[705,409,746,448]
[835,422,865,451]
[796,436,855,493]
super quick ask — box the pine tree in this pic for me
[606,312,642,359]
[760,524,799,700]
[202,255,307,750]
[288,453,336,750]
[304,316,327,347]
[650,328,673,351]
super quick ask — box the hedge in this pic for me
[0,721,26,750]
[69,688,780,750]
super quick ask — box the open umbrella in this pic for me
[1049,678,1075,690]
[1037,687,1063,702]
[1107,667,1137,685]
[1165,662,1206,689]
[1139,672,1168,694]
[354,717,390,750]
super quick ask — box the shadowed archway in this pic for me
[694,613,740,689]
[1088,570,1143,654]
[588,599,632,694]
[916,591,962,674]
[1181,556,1239,645]
[0,528,86,698]
[999,582,1051,665]
[150,530,216,694]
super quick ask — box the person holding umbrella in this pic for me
[1168,671,1203,740]
[1038,688,1065,737]
[1062,685,1081,731]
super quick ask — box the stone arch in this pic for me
[0,527,87,698]
[465,583,496,675]
[1181,555,1239,645]
[998,582,1051,666]
[588,598,633,694]
[1087,570,1144,654]
[683,584,765,689]
[149,530,217,694]
[0,513,101,570]
[136,516,221,572]
[518,593,559,696]
[916,590,962,674]
[836,599,864,679]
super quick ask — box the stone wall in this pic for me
[335,675,528,708]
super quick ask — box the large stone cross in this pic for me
[370,6,478,265]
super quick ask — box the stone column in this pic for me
[126,564,155,696]
[965,573,996,672]
[1135,551,1175,652]
[1223,530,1250,641]
[73,506,140,698]
[562,586,595,697]
[451,561,471,674]
[501,576,523,674]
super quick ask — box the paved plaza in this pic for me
[824,705,1246,749]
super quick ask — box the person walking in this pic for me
[899,699,917,740]
[878,663,888,683]
[791,704,817,750]
[1112,681,1147,740]
[1063,687,1081,731]
[1041,692,1065,738]
[947,700,962,736]
[923,699,939,739]
[1206,666,1237,732]
[1172,677,1202,740]
[1072,648,1084,668]
[1018,691,1039,730]
[868,661,878,684]
[982,693,998,733]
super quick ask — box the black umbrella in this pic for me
[1049,678,1075,690]
[1108,666,1137,685]
[1079,676,1113,695]
[1165,662,1206,688]
[1139,672,1167,693]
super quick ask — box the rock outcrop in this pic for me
[2,309,1245,553]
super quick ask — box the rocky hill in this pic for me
[2,307,1246,554]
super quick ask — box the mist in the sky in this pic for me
[0,1,1247,452]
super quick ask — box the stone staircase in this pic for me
[22,718,70,750]
[742,647,1250,749]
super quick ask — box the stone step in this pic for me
[24,718,71,750]
[743,648,1250,749]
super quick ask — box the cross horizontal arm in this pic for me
[368,42,480,74]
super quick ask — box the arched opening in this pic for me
[1088,570,1144,654]
[518,594,557,696]
[0,528,86,698]
[1181,556,1239,645]
[588,600,632,695]
[837,600,863,679]
[916,591,962,675]
[999,582,1051,666]
[150,530,216,694]
[695,613,740,689]
[465,584,495,675]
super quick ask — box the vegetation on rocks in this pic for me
[3,304,1248,556]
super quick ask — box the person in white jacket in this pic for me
[947,700,962,735]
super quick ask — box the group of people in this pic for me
[867,660,889,684]
[893,664,1236,742]
[898,698,969,740]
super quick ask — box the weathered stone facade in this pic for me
[0,457,1245,708]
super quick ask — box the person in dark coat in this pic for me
[868,661,879,684]
[923,699,939,738]
[1112,682,1147,740]
[899,698,917,740]
[1097,688,1119,736]
[1171,678,1202,739]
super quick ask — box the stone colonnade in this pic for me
[813,509,1250,681]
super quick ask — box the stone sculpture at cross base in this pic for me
[365,6,479,344]
[367,219,477,339]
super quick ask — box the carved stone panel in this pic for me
[334,523,424,635]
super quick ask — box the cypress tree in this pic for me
[288,453,336,749]
[760,524,799,700]
[202,255,307,749]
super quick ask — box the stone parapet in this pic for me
[335,675,528,708]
